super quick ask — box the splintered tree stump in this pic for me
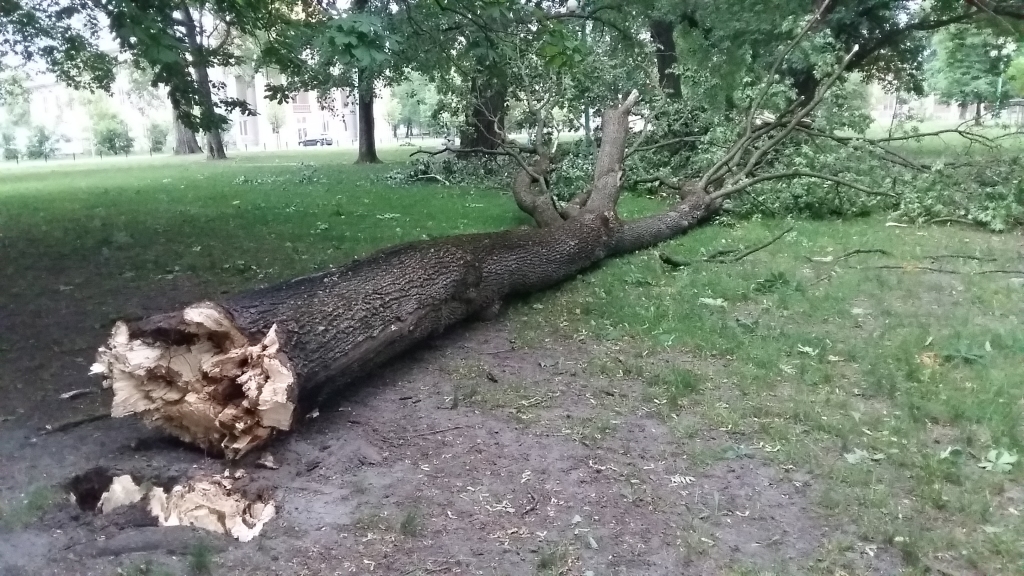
[92,216,617,458]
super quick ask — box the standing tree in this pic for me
[262,0,388,163]
[99,0,281,159]
[266,101,286,148]
[925,24,1017,123]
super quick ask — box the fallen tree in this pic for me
[91,90,724,458]
[90,5,885,458]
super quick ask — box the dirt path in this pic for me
[0,299,905,576]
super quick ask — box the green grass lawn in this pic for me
[2,148,1023,574]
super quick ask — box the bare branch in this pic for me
[626,136,702,159]
[730,46,860,185]
[731,225,795,262]
[583,90,643,215]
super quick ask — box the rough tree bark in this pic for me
[352,0,380,164]
[458,74,508,151]
[173,110,202,155]
[649,19,682,99]
[356,75,381,164]
[92,92,722,458]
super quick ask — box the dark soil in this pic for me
[0,276,904,575]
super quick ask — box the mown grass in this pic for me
[2,147,1023,574]
[514,216,1024,574]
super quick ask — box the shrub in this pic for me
[94,118,135,156]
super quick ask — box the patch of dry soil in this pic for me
[1,314,904,575]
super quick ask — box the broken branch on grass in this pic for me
[731,225,795,262]
[660,226,794,267]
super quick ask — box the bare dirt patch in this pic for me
[1,305,904,576]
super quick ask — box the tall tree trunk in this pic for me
[458,73,508,150]
[356,73,381,164]
[179,3,227,160]
[649,19,682,98]
[173,110,202,155]
[205,130,227,159]
[92,92,721,458]
[974,101,982,125]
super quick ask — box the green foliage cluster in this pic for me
[925,25,1016,108]
[896,159,1024,231]
[95,119,135,155]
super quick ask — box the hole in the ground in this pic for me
[66,466,114,511]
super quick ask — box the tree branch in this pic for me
[713,170,896,199]
[582,90,641,215]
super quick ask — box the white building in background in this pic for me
[210,67,392,152]
[8,65,392,156]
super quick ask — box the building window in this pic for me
[297,116,307,124]
[298,127,308,140]
[322,118,329,132]
[239,119,249,136]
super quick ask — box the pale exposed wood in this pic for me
[97,475,145,514]
[148,476,275,542]
[92,302,297,458]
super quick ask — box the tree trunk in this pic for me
[458,74,508,151]
[974,101,982,126]
[173,112,202,155]
[179,3,227,160]
[649,19,682,99]
[356,76,380,164]
[958,102,969,121]
[92,92,721,458]
[205,131,227,159]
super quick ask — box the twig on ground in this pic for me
[976,269,1024,275]
[702,248,740,262]
[40,413,110,434]
[925,254,997,262]
[731,225,795,262]
[837,248,894,261]
[867,264,959,274]
[406,426,465,439]
[521,491,538,517]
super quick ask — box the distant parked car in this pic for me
[299,134,334,147]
